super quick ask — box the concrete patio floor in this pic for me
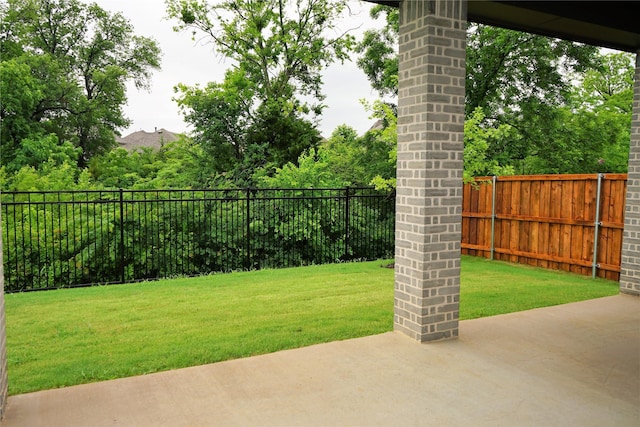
[3,294,639,427]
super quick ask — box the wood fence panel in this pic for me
[469,182,478,253]
[519,180,530,265]
[475,182,484,257]
[538,180,551,270]
[572,180,589,275]
[548,180,562,271]
[510,181,521,264]
[461,174,627,281]
[496,180,510,262]
[582,181,597,275]
[461,180,493,258]
[559,180,572,272]
[596,175,627,280]
[479,182,491,258]
[610,177,626,279]
[462,183,472,255]
[485,184,494,258]
[529,180,541,267]
[600,177,615,280]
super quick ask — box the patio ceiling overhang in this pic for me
[367,1,640,52]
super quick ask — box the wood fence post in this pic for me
[592,174,603,278]
[490,176,497,260]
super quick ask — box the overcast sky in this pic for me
[83,0,384,138]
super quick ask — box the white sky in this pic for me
[83,0,384,138]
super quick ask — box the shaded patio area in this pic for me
[4,294,638,426]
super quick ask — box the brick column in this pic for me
[620,52,640,296]
[394,0,466,342]
[0,210,7,418]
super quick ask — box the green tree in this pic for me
[0,133,92,191]
[493,52,632,175]
[526,52,634,174]
[320,125,366,185]
[166,0,354,183]
[262,101,398,189]
[574,52,635,115]
[355,101,397,189]
[1,0,161,167]
[355,5,398,98]
[173,71,253,177]
[465,24,598,117]
[463,108,515,179]
[357,13,616,176]
[520,107,629,174]
[258,148,346,189]
[88,136,212,189]
[465,25,599,173]
[0,57,46,164]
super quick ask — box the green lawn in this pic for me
[6,256,618,395]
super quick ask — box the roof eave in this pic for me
[365,1,640,53]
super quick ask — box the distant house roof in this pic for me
[115,128,179,151]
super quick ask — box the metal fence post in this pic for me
[119,188,125,284]
[490,176,497,260]
[246,188,251,270]
[344,187,350,259]
[592,174,603,278]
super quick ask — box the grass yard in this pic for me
[6,256,618,395]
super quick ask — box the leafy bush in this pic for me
[2,187,394,291]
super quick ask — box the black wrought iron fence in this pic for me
[1,187,395,292]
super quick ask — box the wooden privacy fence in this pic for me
[462,174,627,281]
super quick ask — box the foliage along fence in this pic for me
[462,174,627,281]
[2,175,629,292]
[1,188,395,292]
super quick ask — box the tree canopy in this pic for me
[0,0,161,168]
[1,1,634,194]
[166,0,355,184]
[355,4,398,98]
[356,5,632,176]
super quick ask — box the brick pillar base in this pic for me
[620,52,640,296]
[394,0,466,342]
